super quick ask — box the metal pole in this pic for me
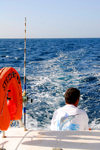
[2,131,6,138]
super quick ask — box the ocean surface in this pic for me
[0,38,100,130]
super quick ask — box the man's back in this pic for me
[51,104,89,131]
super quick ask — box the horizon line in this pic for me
[0,37,100,39]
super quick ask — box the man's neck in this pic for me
[66,103,78,107]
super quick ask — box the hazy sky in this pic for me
[0,0,100,38]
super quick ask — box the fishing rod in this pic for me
[24,17,26,95]
[22,17,33,131]
[23,17,28,131]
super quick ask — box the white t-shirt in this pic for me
[50,104,89,131]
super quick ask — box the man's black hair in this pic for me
[64,87,80,104]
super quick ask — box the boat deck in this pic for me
[0,128,100,150]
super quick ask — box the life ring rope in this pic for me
[0,94,6,115]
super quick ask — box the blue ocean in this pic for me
[0,38,100,130]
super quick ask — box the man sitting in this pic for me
[50,87,89,131]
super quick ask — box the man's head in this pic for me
[64,87,80,106]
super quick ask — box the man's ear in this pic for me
[75,99,79,107]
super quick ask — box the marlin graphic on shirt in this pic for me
[57,114,79,130]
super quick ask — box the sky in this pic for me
[0,0,100,38]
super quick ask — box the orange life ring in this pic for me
[0,67,23,131]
